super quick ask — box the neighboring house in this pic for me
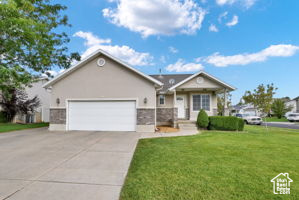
[14,78,50,123]
[44,49,235,132]
[285,96,299,115]
[231,104,261,116]
[295,96,299,112]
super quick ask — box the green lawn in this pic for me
[264,117,289,122]
[120,126,299,200]
[0,123,49,133]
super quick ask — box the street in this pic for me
[261,122,299,130]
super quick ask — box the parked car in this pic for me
[287,113,299,122]
[235,114,262,125]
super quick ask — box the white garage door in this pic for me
[68,101,136,131]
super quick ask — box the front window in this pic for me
[192,95,201,111]
[201,94,210,111]
[192,94,210,111]
[159,95,165,105]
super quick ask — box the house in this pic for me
[14,78,50,123]
[295,96,299,112]
[285,96,299,115]
[271,173,293,194]
[230,104,261,116]
[44,49,235,132]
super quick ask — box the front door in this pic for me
[176,95,185,118]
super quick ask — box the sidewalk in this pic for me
[140,129,200,139]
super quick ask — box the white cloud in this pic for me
[216,0,236,6]
[244,0,256,8]
[103,0,206,37]
[74,31,153,66]
[218,11,228,23]
[226,15,239,27]
[166,59,204,72]
[209,24,219,32]
[73,31,111,46]
[169,46,178,53]
[205,44,299,67]
[216,0,256,8]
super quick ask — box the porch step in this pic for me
[177,120,196,124]
[178,122,198,130]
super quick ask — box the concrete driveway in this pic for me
[0,128,140,200]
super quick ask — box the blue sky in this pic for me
[54,0,299,104]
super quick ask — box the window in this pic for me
[159,95,165,105]
[192,95,201,111]
[192,94,210,111]
[201,94,210,111]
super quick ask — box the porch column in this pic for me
[172,90,178,128]
[173,90,177,107]
[223,88,229,116]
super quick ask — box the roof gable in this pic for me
[178,74,221,89]
[168,71,236,91]
[149,74,192,93]
[43,49,163,88]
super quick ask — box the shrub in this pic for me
[197,109,209,128]
[237,118,245,131]
[208,116,244,131]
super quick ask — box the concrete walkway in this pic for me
[140,130,200,139]
[0,128,140,200]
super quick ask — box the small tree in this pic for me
[242,83,277,116]
[0,89,40,122]
[271,99,292,119]
[0,0,80,101]
[197,109,209,128]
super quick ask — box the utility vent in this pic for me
[196,77,204,84]
[169,79,175,85]
[97,58,106,67]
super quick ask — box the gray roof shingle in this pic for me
[150,74,193,93]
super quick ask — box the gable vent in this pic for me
[97,58,106,67]
[169,79,175,85]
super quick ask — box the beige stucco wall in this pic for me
[50,54,156,108]
[178,74,222,89]
[156,94,174,107]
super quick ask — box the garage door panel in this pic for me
[68,101,136,131]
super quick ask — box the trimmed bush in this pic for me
[208,116,244,131]
[237,118,245,131]
[197,109,209,128]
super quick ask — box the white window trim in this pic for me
[191,93,211,112]
[159,95,165,105]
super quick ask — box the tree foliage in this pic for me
[0,0,80,93]
[0,89,40,122]
[242,84,277,116]
[271,99,292,119]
